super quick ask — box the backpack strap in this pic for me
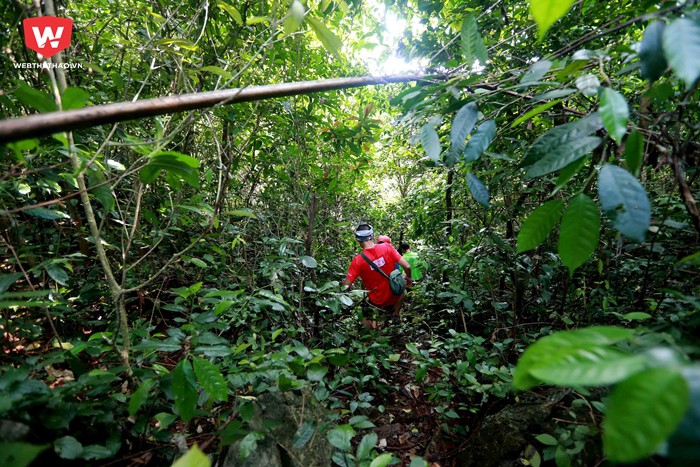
[359,251,390,280]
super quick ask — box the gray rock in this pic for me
[223,390,333,467]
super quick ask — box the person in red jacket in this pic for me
[342,222,412,328]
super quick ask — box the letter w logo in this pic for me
[23,16,73,58]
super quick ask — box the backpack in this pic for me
[360,252,406,296]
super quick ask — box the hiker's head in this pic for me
[377,235,391,245]
[354,222,374,242]
[399,242,410,254]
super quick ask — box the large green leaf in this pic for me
[420,124,441,163]
[45,262,69,285]
[598,87,629,144]
[327,424,355,451]
[598,164,650,242]
[172,445,211,467]
[624,130,644,176]
[554,157,587,192]
[510,99,562,128]
[0,442,49,467]
[356,433,378,460]
[517,199,564,253]
[639,21,667,82]
[193,357,228,402]
[461,13,488,67]
[666,366,700,461]
[529,347,646,387]
[663,18,700,90]
[529,0,577,40]
[520,59,553,84]
[604,368,690,463]
[525,136,601,178]
[464,120,496,163]
[54,436,83,460]
[558,194,600,276]
[307,17,342,56]
[13,81,57,113]
[466,173,489,208]
[521,112,602,167]
[128,379,156,416]
[172,359,198,422]
[283,0,305,35]
[87,168,115,212]
[514,326,636,390]
[450,102,478,157]
[140,151,200,188]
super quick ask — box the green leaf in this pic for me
[87,168,115,212]
[450,102,478,157]
[603,368,689,463]
[307,17,342,56]
[663,18,700,90]
[535,433,558,446]
[510,99,562,128]
[129,379,156,416]
[283,0,305,35]
[409,456,429,467]
[558,194,600,276]
[0,273,23,294]
[466,173,489,208]
[225,209,257,219]
[517,199,564,253]
[219,3,242,25]
[300,256,318,268]
[575,74,601,97]
[172,359,198,421]
[525,136,601,178]
[172,444,211,467]
[190,258,207,268]
[598,164,651,242]
[25,207,70,220]
[529,346,646,387]
[54,436,83,460]
[621,312,651,321]
[464,120,496,163]
[45,262,69,285]
[199,66,233,80]
[292,421,316,449]
[520,60,553,84]
[521,112,603,167]
[554,157,587,192]
[238,432,264,460]
[370,453,394,467]
[638,21,667,82]
[598,87,629,144]
[0,442,49,467]
[193,357,228,402]
[514,326,636,390]
[61,87,90,110]
[420,123,441,163]
[529,0,577,40]
[13,81,57,113]
[461,13,488,67]
[140,152,200,188]
[307,364,328,382]
[624,130,644,177]
[327,424,355,451]
[356,433,378,460]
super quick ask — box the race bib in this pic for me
[373,257,386,268]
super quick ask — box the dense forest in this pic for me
[1,0,699,466]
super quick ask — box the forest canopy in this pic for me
[1,0,699,466]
